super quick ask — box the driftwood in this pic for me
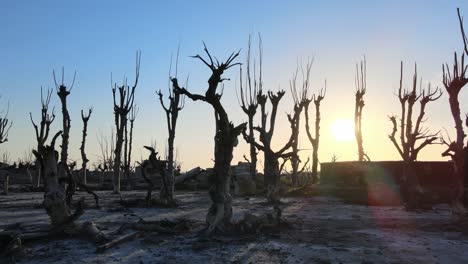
[96,231,140,253]
[234,205,283,234]
[174,167,202,184]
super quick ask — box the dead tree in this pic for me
[124,105,138,190]
[32,131,71,226]
[97,129,115,185]
[289,60,313,186]
[53,69,75,181]
[30,88,56,187]
[0,101,12,145]
[1,131,113,253]
[238,35,261,181]
[157,72,185,204]
[388,62,442,208]
[355,57,370,161]
[174,44,246,234]
[304,81,326,183]
[80,108,92,185]
[243,89,299,203]
[140,146,169,206]
[111,51,140,194]
[441,8,468,213]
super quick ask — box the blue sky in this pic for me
[1,0,468,170]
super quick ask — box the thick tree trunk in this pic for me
[311,140,319,182]
[291,141,299,186]
[58,92,71,181]
[160,134,175,203]
[206,126,236,233]
[264,151,280,203]
[448,95,465,209]
[355,98,364,162]
[35,146,71,226]
[113,115,126,194]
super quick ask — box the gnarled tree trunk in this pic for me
[33,131,71,227]
[174,45,245,234]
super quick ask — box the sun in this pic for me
[331,119,355,142]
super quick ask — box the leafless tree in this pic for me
[111,51,140,194]
[174,44,246,234]
[355,57,370,161]
[289,59,313,186]
[123,104,138,190]
[30,88,56,187]
[0,99,12,145]
[388,62,442,208]
[238,34,261,180]
[304,80,326,183]
[53,68,75,180]
[32,131,70,226]
[243,88,299,203]
[140,146,169,205]
[440,8,468,213]
[157,58,185,204]
[80,108,92,184]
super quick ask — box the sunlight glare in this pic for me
[331,119,355,142]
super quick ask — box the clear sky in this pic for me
[1,0,468,171]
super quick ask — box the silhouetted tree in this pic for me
[388,62,442,208]
[304,81,326,183]
[140,146,168,206]
[174,44,246,234]
[111,51,140,194]
[157,71,185,204]
[53,68,75,180]
[80,108,92,185]
[124,104,138,190]
[0,100,12,145]
[30,88,56,187]
[243,89,299,203]
[441,8,468,213]
[32,131,70,226]
[238,35,261,180]
[355,57,370,161]
[289,60,313,186]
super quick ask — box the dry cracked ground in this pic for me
[0,190,467,264]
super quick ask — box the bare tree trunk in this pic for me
[160,133,175,203]
[126,118,135,190]
[290,107,302,187]
[388,62,441,209]
[238,35,261,181]
[54,70,73,181]
[80,109,92,185]
[158,77,183,204]
[264,151,280,203]
[111,51,140,194]
[174,45,245,234]
[247,114,257,180]
[30,88,56,188]
[355,58,366,161]
[33,131,71,227]
[124,117,128,189]
[113,114,126,194]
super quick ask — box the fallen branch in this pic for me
[174,167,202,184]
[96,231,140,253]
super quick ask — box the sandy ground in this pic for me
[0,190,467,264]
